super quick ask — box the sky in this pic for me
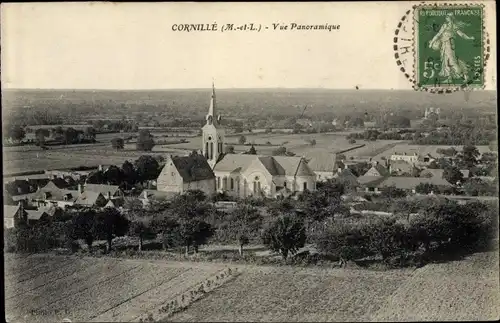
[1,2,497,90]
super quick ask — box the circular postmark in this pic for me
[393,3,490,94]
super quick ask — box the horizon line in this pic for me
[3,87,426,91]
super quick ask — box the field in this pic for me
[2,132,395,174]
[5,251,498,322]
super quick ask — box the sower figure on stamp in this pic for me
[429,14,475,84]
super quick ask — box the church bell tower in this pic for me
[202,81,225,169]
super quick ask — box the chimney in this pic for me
[337,167,342,174]
[98,165,103,172]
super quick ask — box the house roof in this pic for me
[420,169,444,178]
[4,205,21,219]
[306,151,337,172]
[74,191,103,206]
[170,155,215,182]
[357,175,386,186]
[273,156,315,177]
[376,176,452,190]
[365,164,389,176]
[26,209,49,221]
[31,182,79,202]
[140,189,177,201]
[85,184,122,196]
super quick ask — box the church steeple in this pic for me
[208,81,216,119]
[202,81,225,169]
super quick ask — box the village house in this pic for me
[156,154,216,196]
[306,151,343,181]
[13,181,109,209]
[390,152,419,163]
[388,160,421,176]
[359,176,452,194]
[4,204,28,229]
[363,162,389,177]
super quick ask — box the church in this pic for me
[157,83,318,198]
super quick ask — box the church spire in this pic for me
[208,80,216,119]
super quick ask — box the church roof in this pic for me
[305,151,338,172]
[215,154,315,177]
[171,155,215,182]
[213,154,260,173]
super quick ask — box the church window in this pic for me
[217,177,221,189]
[230,178,234,190]
[210,142,214,160]
[284,181,287,188]
[223,177,228,190]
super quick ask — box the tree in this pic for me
[307,139,317,146]
[415,183,439,195]
[104,165,124,185]
[86,170,106,184]
[134,155,160,183]
[6,124,26,142]
[35,128,50,146]
[262,214,306,261]
[380,185,407,199]
[71,208,98,251]
[64,127,79,144]
[461,144,480,169]
[111,137,125,150]
[443,165,464,185]
[137,129,155,151]
[96,208,130,252]
[223,205,263,255]
[247,145,257,155]
[238,135,247,145]
[121,160,137,187]
[161,192,215,255]
[225,145,235,154]
[127,206,155,251]
[463,178,496,196]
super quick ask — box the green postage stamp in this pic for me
[415,4,484,89]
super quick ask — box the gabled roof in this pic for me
[214,154,315,177]
[74,191,103,206]
[357,175,386,186]
[365,164,389,176]
[273,156,315,177]
[26,210,49,221]
[170,155,215,182]
[377,176,452,189]
[85,184,122,196]
[32,182,79,202]
[420,168,444,178]
[4,205,21,219]
[214,154,259,173]
[257,156,283,176]
[306,151,337,172]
